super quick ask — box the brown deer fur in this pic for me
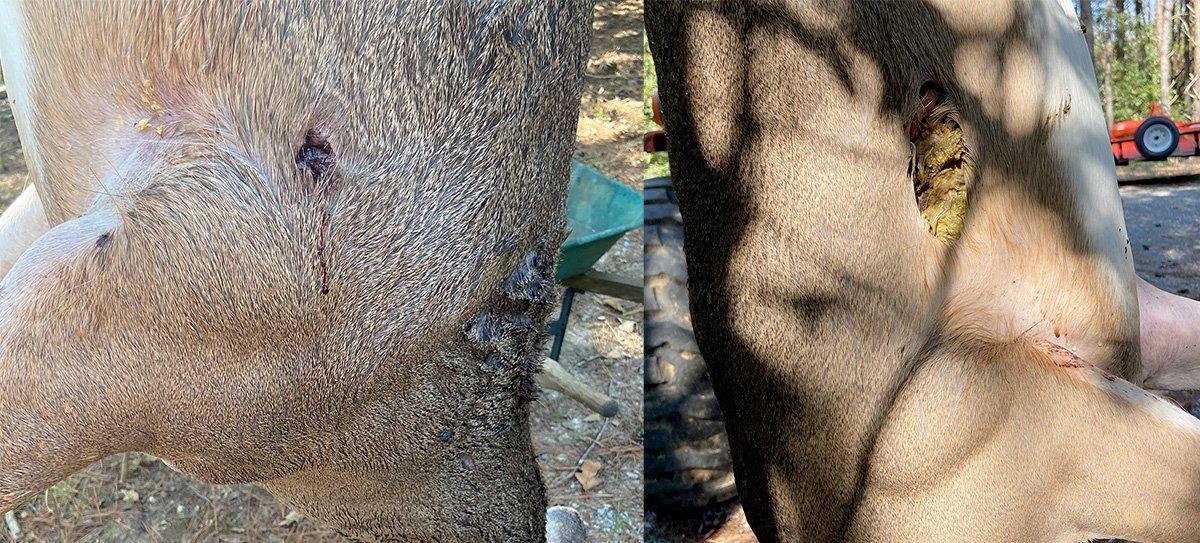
[0,1,592,541]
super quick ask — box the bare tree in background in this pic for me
[1082,0,1096,58]
[1193,0,1200,118]
[1160,0,1175,114]
[1172,0,1191,115]
[1105,0,1116,125]
[1117,0,1128,61]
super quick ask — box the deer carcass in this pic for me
[648,0,1200,541]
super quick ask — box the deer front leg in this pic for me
[0,210,140,511]
[0,184,49,279]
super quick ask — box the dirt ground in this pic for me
[0,2,644,541]
[1123,177,1200,297]
[532,2,644,541]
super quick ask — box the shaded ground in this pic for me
[575,0,644,193]
[1117,156,1200,183]
[0,2,644,541]
[1122,178,1200,296]
[0,91,22,203]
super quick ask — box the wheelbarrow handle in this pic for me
[535,357,619,418]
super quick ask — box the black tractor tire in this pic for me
[643,176,738,510]
[1134,116,1180,160]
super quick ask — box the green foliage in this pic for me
[643,36,658,133]
[644,36,670,179]
[1100,10,1163,121]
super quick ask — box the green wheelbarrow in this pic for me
[536,160,642,418]
[555,160,643,282]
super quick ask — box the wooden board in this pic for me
[561,269,642,302]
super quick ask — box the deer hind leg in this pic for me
[1136,276,1200,391]
[0,184,49,280]
[858,337,1200,543]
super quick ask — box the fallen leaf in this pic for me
[134,118,151,131]
[118,489,139,503]
[574,459,603,491]
[618,320,635,334]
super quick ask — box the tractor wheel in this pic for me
[643,176,738,510]
[1134,116,1180,161]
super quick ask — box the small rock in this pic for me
[5,510,21,540]
[278,510,304,527]
[546,506,587,543]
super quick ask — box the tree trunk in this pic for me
[1105,0,1116,125]
[1175,0,1191,115]
[1082,0,1096,60]
[1116,0,1127,61]
[1160,0,1174,114]
[1192,0,1200,119]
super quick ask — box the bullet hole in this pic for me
[295,129,336,181]
[296,128,337,295]
[909,82,972,244]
